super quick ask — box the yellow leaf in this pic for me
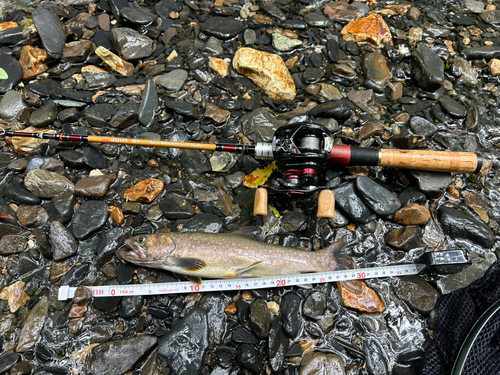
[243,162,277,188]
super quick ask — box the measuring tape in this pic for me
[57,249,470,300]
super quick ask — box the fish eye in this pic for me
[137,236,146,243]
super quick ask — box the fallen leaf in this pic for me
[243,161,277,188]
[0,68,8,80]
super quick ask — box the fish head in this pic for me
[120,234,176,266]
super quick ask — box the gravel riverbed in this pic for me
[1,0,500,374]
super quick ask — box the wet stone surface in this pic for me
[0,0,500,373]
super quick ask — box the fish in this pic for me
[119,232,345,283]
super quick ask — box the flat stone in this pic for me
[205,102,230,124]
[356,176,401,216]
[111,28,154,60]
[409,171,452,198]
[19,45,50,80]
[85,103,116,127]
[480,10,500,27]
[153,69,188,91]
[138,79,158,126]
[95,46,135,77]
[393,204,430,225]
[462,46,500,60]
[16,296,49,352]
[240,107,286,142]
[437,256,494,294]
[300,352,345,375]
[0,54,22,94]
[233,47,296,100]
[337,280,386,313]
[0,26,23,46]
[32,8,66,60]
[464,0,485,13]
[0,281,30,313]
[120,6,157,25]
[439,96,467,118]
[70,200,109,239]
[124,178,164,203]
[17,205,49,227]
[29,100,57,128]
[89,336,157,375]
[50,221,78,261]
[272,33,302,52]
[200,17,244,40]
[363,52,391,87]
[0,90,28,121]
[0,234,28,255]
[62,40,96,63]
[341,14,393,47]
[332,182,376,224]
[393,276,439,314]
[409,116,437,137]
[24,169,74,198]
[385,226,423,251]
[324,2,364,23]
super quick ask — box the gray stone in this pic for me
[138,79,158,126]
[393,275,440,314]
[464,0,485,13]
[70,200,109,239]
[111,28,154,60]
[411,44,444,92]
[50,221,78,261]
[356,176,401,216]
[24,169,75,198]
[437,255,494,294]
[0,90,28,121]
[272,33,302,52]
[409,171,452,198]
[409,116,438,137]
[243,29,257,45]
[32,8,66,60]
[439,96,467,118]
[16,296,49,352]
[480,10,500,27]
[153,69,188,91]
[0,54,22,94]
[453,56,478,87]
[203,37,223,56]
[29,100,57,127]
[240,108,286,142]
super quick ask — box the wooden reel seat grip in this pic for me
[329,145,483,174]
[253,188,268,216]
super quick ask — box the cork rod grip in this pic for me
[378,149,482,174]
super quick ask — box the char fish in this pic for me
[120,232,344,282]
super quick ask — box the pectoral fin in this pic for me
[170,257,207,271]
[186,276,202,285]
[236,261,262,276]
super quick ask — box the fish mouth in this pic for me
[118,239,147,261]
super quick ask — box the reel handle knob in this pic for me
[253,188,268,216]
[317,190,335,219]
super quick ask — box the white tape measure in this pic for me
[57,249,470,300]
[58,263,425,300]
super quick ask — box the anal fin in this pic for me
[170,257,206,271]
[186,276,202,285]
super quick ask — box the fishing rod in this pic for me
[1,123,490,217]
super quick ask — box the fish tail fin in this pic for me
[320,236,354,272]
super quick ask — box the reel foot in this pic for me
[317,190,335,219]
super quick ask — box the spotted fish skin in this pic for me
[120,232,341,279]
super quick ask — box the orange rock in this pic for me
[205,102,231,124]
[68,304,87,318]
[0,21,18,31]
[209,57,229,77]
[225,301,237,314]
[0,281,30,313]
[393,203,430,225]
[19,45,50,80]
[233,47,296,100]
[337,280,386,313]
[283,29,298,39]
[124,178,164,203]
[341,14,393,47]
[109,206,124,224]
[253,14,274,24]
[95,46,135,77]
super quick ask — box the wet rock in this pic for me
[9,360,34,375]
[95,46,135,77]
[75,173,116,198]
[364,338,389,375]
[119,295,144,318]
[363,52,391,88]
[341,14,392,47]
[236,344,262,374]
[332,182,376,224]
[385,226,423,251]
[47,191,76,224]
[164,98,197,117]
[411,44,444,92]
[0,25,23,46]
[205,102,231,124]
[0,90,28,121]
[324,2,364,23]
[88,335,157,375]
[439,96,467,118]
[17,205,49,227]
[0,54,22,94]
[0,281,30,313]
[393,275,439,315]
[393,204,430,225]
[180,149,212,178]
[124,178,164,203]
[16,296,49,352]
[481,10,500,26]
[110,100,139,129]
[300,352,345,375]
[464,193,489,223]
[160,193,194,219]
[233,47,296,100]
[309,100,355,121]
[111,28,154,60]
[159,307,209,375]
[462,46,500,60]
[272,33,302,52]
[281,211,308,232]
[85,103,116,127]
[0,353,20,373]
[70,200,109,239]
[268,318,288,373]
[50,221,78,261]
[24,169,74,198]
[281,293,302,338]
[250,299,272,339]
[356,176,401,216]
[153,69,188,91]
[409,116,437,137]
[200,17,244,40]
[139,79,158,127]
[453,56,478,87]
[32,8,66,60]
[120,6,157,25]
[29,100,57,128]
[240,108,286,142]
[438,206,494,248]
[62,40,96,63]
[82,68,117,90]
[409,171,452,198]
[209,57,229,77]
[437,256,494,294]
[303,291,327,319]
[489,59,500,76]
[0,234,28,255]
[338,281,386,313]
